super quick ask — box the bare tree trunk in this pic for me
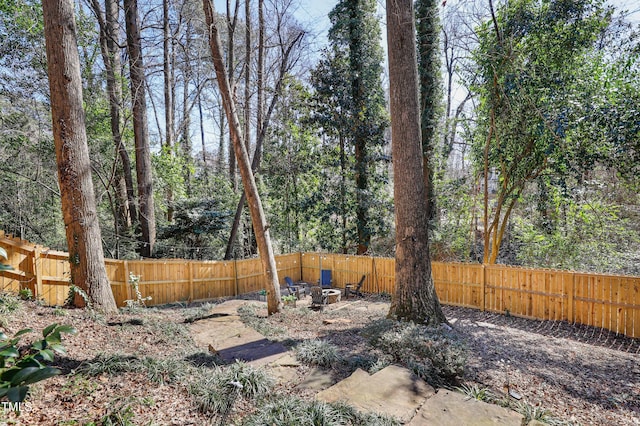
[42,0,117,313]
[227,0,239,191]
[204,0,282,314]
[217,94,226,173]
[257,0,264,139]
[386,0,446,325]
[90,0,138,230]
[223,26,304,260]
[243,0,251,152]
[125,0,156,257]
[163,0,174,222]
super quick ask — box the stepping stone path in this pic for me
[189,300,530,425]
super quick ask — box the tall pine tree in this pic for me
[311,0,390,255]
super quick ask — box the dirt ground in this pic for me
[1,295,639,425]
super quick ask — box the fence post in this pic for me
[31,245,43,300]
[188,261,194,302]
[123,260,131,303]
[567,272,575,324]
[298,252,303,282]
[371,256,376,293]
[481,264,486,312]
[233,259,239,296]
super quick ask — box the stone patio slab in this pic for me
[408,389,524,426]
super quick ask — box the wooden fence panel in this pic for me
[275,253,302,283]
[372,257,394,294]
[40,251,70,306]
[235,258,263,295]
[630,277,640,337]
[432,262,483,309]
[105,260,128,307]
[0,235,34,294]
[191,261,235,301]
[127,260,190,306]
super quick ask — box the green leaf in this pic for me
[42,323,58,337]
[54,325,77,335]
[7,386,28,402]
[19,367,61,386]
[31,340,45,351]
[9,366,40,385]
[37,349,55,362]
[0,347,19,358]
[14,328,33,338]
[47,343,66,355]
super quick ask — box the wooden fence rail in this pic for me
[1,232,638,338]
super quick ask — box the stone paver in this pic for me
[316,365,435,423]
[189,300,288,367]
[295,367,337,391]
[408,389,524,426]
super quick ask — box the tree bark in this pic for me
[227,0,239,191]
[386,0,447,325]
[90,0,138,231]
[124,0,156,257]
[42,0,117,313]
[163,0,174,222]
[416,0,441,223]
[204,0,282,314]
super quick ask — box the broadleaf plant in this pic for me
[0,323,76,402]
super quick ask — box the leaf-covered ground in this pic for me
[1,296,638,425]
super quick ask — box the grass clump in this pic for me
[139,356,191,384]
[456,383,493,402]
[0,292,21,315]
[242,397,400,426]
[514,401,562,424]
[362,319,466,385]
[80,353,191,384]
[294,339,339,368]
[189,361,273,419]
[79,354,140,376]
[237,305,286,337]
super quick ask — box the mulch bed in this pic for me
[2,296,638,425]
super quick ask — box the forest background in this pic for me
[1,0,639,276]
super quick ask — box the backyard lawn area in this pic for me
[1,293,638,425]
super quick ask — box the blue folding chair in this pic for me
[318,269,333,289]
[284,276,305,299]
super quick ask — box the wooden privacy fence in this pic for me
[1,232,639,338]
[0,232,301,307]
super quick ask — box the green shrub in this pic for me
[362,319,466,385]
[294,339,339,368]
[0,323,76,401]
[515,401,554,424]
